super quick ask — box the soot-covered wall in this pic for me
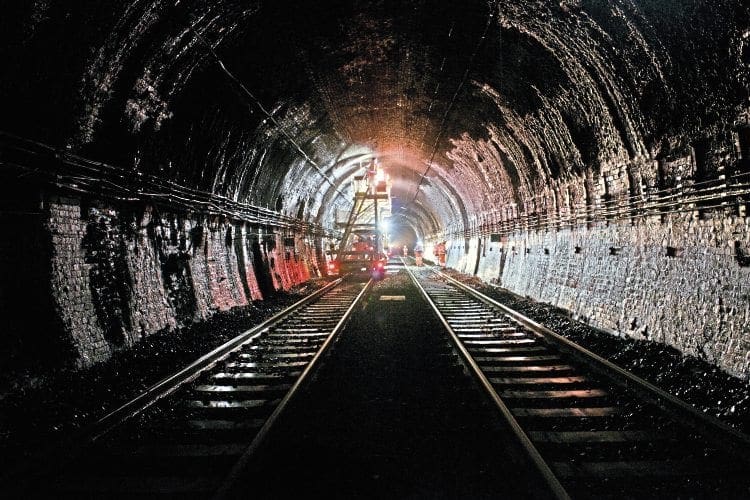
[1,1,749,382]
[39,195,317,368]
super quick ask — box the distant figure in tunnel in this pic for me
[414,242,424,266]
[403,244,408,257]
[435,241,446,267]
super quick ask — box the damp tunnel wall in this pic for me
[0,1,749,379]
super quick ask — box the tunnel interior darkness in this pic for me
[2,0,746,239]
[1,0,749,378]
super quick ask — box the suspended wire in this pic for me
[0,131,339,237]
[431,173,750,241]
[183,21,352,205]
[409,0,500,205]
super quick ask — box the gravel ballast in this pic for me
[443,269,750,435]
[232,271,543,498]
[0,280,328,469]
[2,266,749,493]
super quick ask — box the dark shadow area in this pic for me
[235,271,545,499]
[0,179,74,391]
[0,279,328,471]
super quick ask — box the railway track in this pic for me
[11,278,370,499]
[406,265,750,499]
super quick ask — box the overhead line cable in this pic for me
[409,1,499,205]
[186,25,352,206]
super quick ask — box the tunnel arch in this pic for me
[1,0,749,378]
[3,0,745,236]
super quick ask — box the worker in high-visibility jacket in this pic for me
[435,241,446,267]
[414,242,424,266]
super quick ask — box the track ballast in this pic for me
[407,265,750,499]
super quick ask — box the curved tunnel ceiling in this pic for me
[2,0,748,237]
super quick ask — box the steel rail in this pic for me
[0,278,344,487]
[213,278,375,499]
[403,262,572,500]
[436,270,750,464]
[88,277,345,441]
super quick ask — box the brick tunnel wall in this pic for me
[486,216,749,380]
[441,148,750,380]
[42,195,318,368]
[444,217,750,380]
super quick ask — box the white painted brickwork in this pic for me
[491,215,750,379]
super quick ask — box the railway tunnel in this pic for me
[1,0,750,497]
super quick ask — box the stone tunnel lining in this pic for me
[0,0,749,378]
